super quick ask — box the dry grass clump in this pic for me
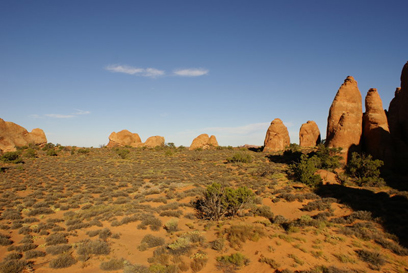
[138,234,165,251]
[49,253,77,268]
[25,249,46,259]
[0,259,27,273]
[46,244,72,255]
[216,252,250,272]
[45,233,68,245]
[355,249,386,270]
[75,239,110,261]
[137,215,162,231]
[0,233,13,245]
[221,224,265,250]
[100,258,126,271]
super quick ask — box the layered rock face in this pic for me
[263,118,290,152]
[363,88,393,164]
[107,130,142,148]
[144,136,165,148]
[189,134,219,150]
[0,118,47,152]
[299,121,321,147]
[326,76,363,160]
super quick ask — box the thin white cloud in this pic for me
[74,109,91,115]
[105,64,164,78]
[173,68,209,77]
[32,109,91,119]
[45,114,75,119]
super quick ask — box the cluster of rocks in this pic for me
[107,130,165,148]
[107,130,219,150]
[264,61,408,166]
[0,118,47,152]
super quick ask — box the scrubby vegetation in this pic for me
[0,144,406,272]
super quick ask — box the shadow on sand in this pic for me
[315,184,408,248]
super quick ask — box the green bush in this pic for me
[116,148,130,159]
[194,183,254,221]
[226,152,253,163]
[289,154,322,188]
[77,148,90,155]
[313,144,341,170]
[46,149,58,156]
[346,152,385,186]
[217,252,250,269]
[24,148,37,158]
[0,152,23,163]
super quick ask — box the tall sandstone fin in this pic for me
[326,76,362,161]
[263,118,290,152]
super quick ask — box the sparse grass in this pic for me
[49,253,77,268]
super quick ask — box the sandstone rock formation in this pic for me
[388,62,408,146]
[326,76,362,161]
[107,130,142,148]
[299,121,321,147]
[144,136,165,148]
[0,118,47,152]
[263,118,290,152]
[387,61,408,167]
[363,88,393,164]
[189,134,219,150]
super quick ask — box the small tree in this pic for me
[346,152,384,186]
[195,183,254,221]
[289,154,322,188]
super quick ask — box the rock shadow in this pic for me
[315,184,408,248]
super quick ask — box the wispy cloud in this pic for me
[31,109,91,119]
[173,68,209,77]
[105,64,165,78]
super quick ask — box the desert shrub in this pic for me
[164,218,179,233]
[77,148,90,154]
[301,198,335,212]
[289,154,322,188]
[138,234,165,251]
[252,205,274,220]
[18,226,32,235]
[355,249,386,270]
[8,243,37,252]
[217,252,250,270]
[210,238,225,251]
[226,153,253,163]
[167,237,191,256]
[76,239,110,261]
[123,264,149,273]
[223,224,265,250]
[46,149,58,156]
[0,152,23,163]
[49,253,76,268]
[259,256,280,269]
[194,183,254,221]
[312,144,341,170]
[24,149,37,158]
[190,252,208,272]
[4,252,23,261]
[116,148,130,159]
[99,228,112,240]
[2,209,22,220]
[273,215,289,225]
[100,258,125,271]
[159,210,183,217]
[26,207,54,216]
[25,250,46,259]
[137,216,162,231]
[346,152,385,186]
[0,233,13,246]
[46,233,68,245]
[46,244,72,255]
[0,259,27,273]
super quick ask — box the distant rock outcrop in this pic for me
[0,118,47,153]
[363,88,393,164]
[189,134,219,150]
[299,121,321,147]
[326,76,362,161]
[144,136,165,148]
[263,118,290,152]
[107,130,142,148]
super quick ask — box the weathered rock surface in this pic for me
[189,134,219,150]
[144,136,165,148]
[263,118,290,152]
[363,88,393,164]
[387,61,408,167]
[0,118,47,152]
[326,76,362,160]
[107,130,142,148]
[299,121,321,147]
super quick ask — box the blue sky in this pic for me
[1,1,407,147]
